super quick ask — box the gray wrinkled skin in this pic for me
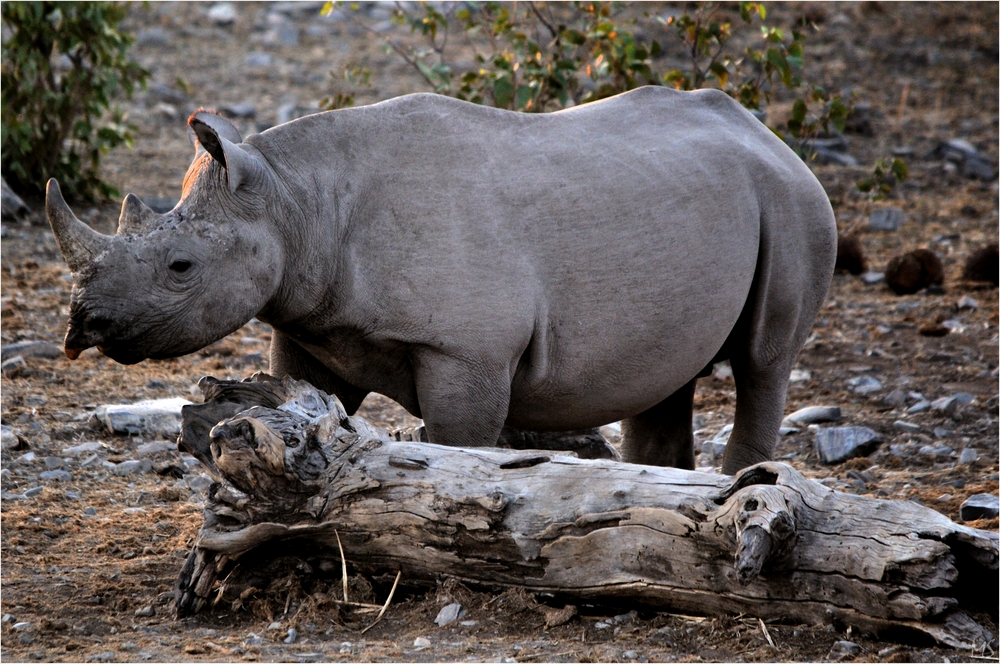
[47,88,836,474]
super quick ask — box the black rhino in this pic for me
[47,87,836,474]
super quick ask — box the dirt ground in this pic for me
[2,2,998,662]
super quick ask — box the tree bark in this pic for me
[175,374,998,650]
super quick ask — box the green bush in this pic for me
[324,1,848,149]
[1,2,148,201]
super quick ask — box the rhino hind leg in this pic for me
[619,378,697,469]
[269,330,369,414]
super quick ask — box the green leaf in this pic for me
[514,84,534,110]
[709,61,728,87]
[650,39,661,57]
[493,76,514,107]
[562,28,586,45]
[791,98,807,123]
[891,158,909,182]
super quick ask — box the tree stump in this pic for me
[175,374,998,650]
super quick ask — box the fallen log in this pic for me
[175,374,998,650]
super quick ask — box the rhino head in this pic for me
[47,112,285,364]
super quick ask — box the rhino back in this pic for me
[251,89,829,427]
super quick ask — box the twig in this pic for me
[335,530,349,603]
[759,618,776,649]
[211,563,240,607]
[360,570,401,634]
[518,651,575,662]
[329,599,384,610]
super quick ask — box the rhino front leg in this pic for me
[412,349,510,448]
[269,330,369,415]
[619,378,697,469]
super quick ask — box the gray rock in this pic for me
[869,207,904,231]
[413,637,431,648]
[927,139,997,181]
[24,486,44,497]
[959,448,978,465]
[932,427,952,438]
[81,454,101,468]
[87,652,115,662]
[223,102,257,118]
[931,393,975,419]
[208,2,238,25]
[848,376,882,395]
[135,27,171,46]
[893,420,921,433]
[114,459,154,476]
[960,493,999,521]
[245,52,273,68]
[84,507,97,515]
[18,451,37,463]
[94,397,191,437]
[918,445,953,458]
[814,427,882,464]
[13,621,32,631]
[907,399,931,414]
[62,442,107,456]
[829,640,861,657]
[1,425,21,450]
[700,440,726,462]
[43,456,64,469]
[434,602,465,627]
[136,441,176,457]
[1,341,62,361]
[244,633,264,646]
[134,606,155,617]
[40,470,72,482]
[1,177,30,221]
[711,423,733,443]
[2,493,27,500]
[186,473,214,493]
[882,389,907,408]
[956,295,979,311]
[2,355,27,377]
[859,271,885,285]
[783,406,842,428]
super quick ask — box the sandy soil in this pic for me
[2,2,998,662]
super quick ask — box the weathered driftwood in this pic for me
[175,374,998,650]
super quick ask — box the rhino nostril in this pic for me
[86,316,114,333]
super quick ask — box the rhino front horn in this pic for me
[45,179,111,273]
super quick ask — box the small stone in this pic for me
[339,642,352,654]
[893,420,921,433]
[24,486,44,497]
[594,621,611,629]
[711,424,733,443]
[84,507,97,515]
[624,651,638,660]
[848,376,882,395]
[40,470,72,481]
[959,448,978,465]
[267,622,282,630]
[960,493,999,521]
[829,640,861,657]
[859,271,885,285]
[244,633,263,646]
[931,393,975,419]
[869,207,904,231]
[882,389,907,408]
[783,406,842,427]
[788,368,811,382]
[136,441,176,457]
[134,606,154,618]
[62,442,107,456]
[95,398,191,437]
[13,621,31,630]
[918,445,953,458]
[43,456,64,469]
[208,2,237,25]
[1,614,15,624]
[459,620,477,626]
[136,27,170,46]
[932,427,952,438]
[1,425,22,450]
[2,355,27,377]
[186,473,213,493]
[223,102,257,118]
[434,602,465,627]
[114,459,154,476]
[283,628,298,644]
[1,341,62,361]
[814,427,882,464]
[956,295,979,311]
[80,455,101,468]
[413,637,431,648]
[245,52,273,68]
[907,400,931,414]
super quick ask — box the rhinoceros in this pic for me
[47,87,836,474]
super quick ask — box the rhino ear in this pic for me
[188,112,262,195]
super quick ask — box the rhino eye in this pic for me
[169,260,192,273]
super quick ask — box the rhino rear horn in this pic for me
[117,193,159,234]
[188,112,262,194]
[45,179,111,274]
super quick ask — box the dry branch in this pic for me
[174,374,998,650]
